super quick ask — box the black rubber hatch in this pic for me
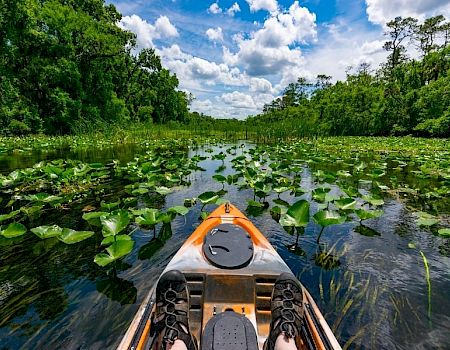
[202,223,254,269]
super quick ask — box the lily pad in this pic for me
[313,210,346,227]
[280,200,310,228]
[58,229,94,244]
[438,229,450,238]
[31,225,64,239]
[94,240,135,267]
[101,210,131,237]
[1,223,27,238]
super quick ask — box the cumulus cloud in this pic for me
[246,0,279,13]
[365,0,450,26]
[118,15,178,48]
[302,22,389,81]
[223,1,317,76]
[221,91,256,109]
[227,2,241,16]
[208,2,222,14]
[154,16,179,37]
[206,27,224,42]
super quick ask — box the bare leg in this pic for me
[167,340,188,350]
[274,332,298,350]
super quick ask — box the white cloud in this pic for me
[118,15,178,48]
[221,91,257,109]
[361,40,385,55]
[302,22,389,81]
[227,2,241,16]
[365,0,450,26]
[154,16,179,37]
[206,27,224,42]
[246,0,279,13]
[224,1,317,76]
[208,2,222,14]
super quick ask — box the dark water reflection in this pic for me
[0,142,449,349]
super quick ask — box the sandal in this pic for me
[151,270,198,350]
[263,273,304,350]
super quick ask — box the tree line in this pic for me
[248,15,450,137]
[0,0,189,135]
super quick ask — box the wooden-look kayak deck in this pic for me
[117,203,342,350]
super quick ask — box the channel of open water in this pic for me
[0,141,449,349]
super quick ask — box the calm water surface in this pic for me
[0,142,449,350]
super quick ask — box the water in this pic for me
[0,141,449,350]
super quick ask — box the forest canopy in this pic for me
[0,0,189,135]
[1,1,449,137]
[249,15,450,137]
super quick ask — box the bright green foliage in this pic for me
[245,15,450,138]
[355,209,384,221]
[313,211,347,227]
[0,0,189,135]
[58,229,94,244]
[438,229,450,238]
[31,225,64,239]
[416,212,440,227]
[100,210,131,237]
[135,209,161,228]
[197,192,220,205]
[94,239,134,267]
[280,200,310,228]
[0,223,27,238]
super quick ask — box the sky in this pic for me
[109,0,450,119]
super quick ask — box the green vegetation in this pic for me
[0,0,189,135]
[248,15,450,138]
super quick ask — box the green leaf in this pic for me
[82,211,109,227]
[247,200,264,208]
[1,223,27,238]
[0,210,20,223]
[198,191,220,205]
[362,195,384,206]
[58,229,94,244]
[94,240,135,267]
[31,225,64,239]
[101,234,132,246]
[101,200,120,211]
[312,187,331,203]
[131,188,149,195]
[438,229,450,238]
[94,253,115,267]
[167,206,189,216]
[212,174,226,183]
[334,198,358,211]
[135,208,161,227]
[155,186,172,195]
[355,209,384,221]
[416,212,440,227]
[101,210,131,237]
[279,200,310,228]
[313,210,346,227]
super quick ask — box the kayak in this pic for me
[117,203,342,350]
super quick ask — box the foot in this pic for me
[151,270,198,350]
[263,273,304,350]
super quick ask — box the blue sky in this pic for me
[110,0,450,119]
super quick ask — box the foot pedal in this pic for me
[201,311,258,350]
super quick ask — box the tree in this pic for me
[383,17,418,73]
[415,15,446,55]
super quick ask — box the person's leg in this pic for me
[153,270,197,350]
[274,333,298,350]
[167,339,188,350]
[264,273,304,350]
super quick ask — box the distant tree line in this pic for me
[0,0,189,135]
[248,15,450,137]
